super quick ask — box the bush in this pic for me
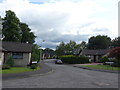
[108,47,120,67]
[6,56,14,67]
[109,47,120,60]
[111,58,120,67]
[2,64,11,70]
[30,64,38,69]
[56,56,59,59]
[60,55,89,64]
[99,57,120,67]
[98,56,109,63]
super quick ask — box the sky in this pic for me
[0,0,119,49]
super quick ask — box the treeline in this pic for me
[56,35,120,56]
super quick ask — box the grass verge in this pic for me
[0,66,40,74]
[83,65,120,71]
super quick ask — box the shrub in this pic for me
[6,56,14,67]
[2,64,11,70]
[60,55,89,64]
[111,58,120,67]
[56,56,59,59]
[109,47,120,60]
[30,64,38,70]
[98,56,109,63]
[108,47,120,67]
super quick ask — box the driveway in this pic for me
[2,59,118,88]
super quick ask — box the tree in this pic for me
[2,10,21,42]
[55,40,87,56]
[111,37,120,47]
[87,35,111,49]
[56,41,66,56]
[0,16,2,40]
[108,47,120,66]
[75,41,86,55]
[31,44,41,62]
[109,47,120,60]
[56,41,76,56]
[2,10,36,44]
[64,40,76,55]
[20,23,36,44]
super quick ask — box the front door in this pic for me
[93,55,96,62]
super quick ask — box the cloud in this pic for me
[0,0,118,49]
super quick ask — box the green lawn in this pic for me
[0,67,40,74]
[83,65,120,71]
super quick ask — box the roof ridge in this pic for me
[2,41,31,44]
[2,41,32,52]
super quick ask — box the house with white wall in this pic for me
[81,49,110,62]
[0,41,32,67]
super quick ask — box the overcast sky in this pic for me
[0,0,119,49]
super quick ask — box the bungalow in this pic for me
[81,49,110,62]
[0,41,32,67]
[42,52,56,59]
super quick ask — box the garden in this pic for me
[59,47,120,71]
[1,56,40,74]
[82,65,120,71]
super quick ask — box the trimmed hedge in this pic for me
[60,55,89,64]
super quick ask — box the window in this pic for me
[12,53,23,59]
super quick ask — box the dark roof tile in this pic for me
[2,41,32,53]
[82,49,110,55]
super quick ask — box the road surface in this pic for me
[2,59,118,88]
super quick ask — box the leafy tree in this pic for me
[64,40,76,55]
[56,41,66,56]
[109,47,120,60]
[20,23,36,44]
[111,37,120,47]
[75,41,86,55]
[108,47,120,66]
[31,44,41,62]
[2,10,36,44]
[0,16,2,39]
[55,40,87,56]
[87,35,111,49]
[2,10,21,42]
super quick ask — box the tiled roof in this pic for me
[2,41,32,53]
[82,49,110,55]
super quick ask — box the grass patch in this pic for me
[0,66,40,74]
[83,65,120,71]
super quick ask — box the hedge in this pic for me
[60,55,89,64]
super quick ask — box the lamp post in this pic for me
[40,47,42,61]
[39,40,45,62]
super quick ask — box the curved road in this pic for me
[3,59,118,88]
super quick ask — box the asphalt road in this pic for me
[2,59,119,88]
